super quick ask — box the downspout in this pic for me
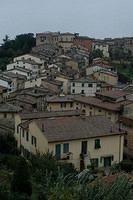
[119,135,122,163]
[19,126,22,153]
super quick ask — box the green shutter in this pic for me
[95,139,101,149]
[55,144,61,160]
[63,143,69,153]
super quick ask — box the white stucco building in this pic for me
[70,78,101,96]
[93,43,110,58]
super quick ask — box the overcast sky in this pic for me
[0,0,133,43]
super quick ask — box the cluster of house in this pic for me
[0,31,133,170]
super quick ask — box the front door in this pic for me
[55,144,61,160]
[104,157,112,167]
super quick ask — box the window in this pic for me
[4,113,7,118]
[26,132,29,141]
[88,83,93,87]
[81,90,84,94]
[72,83,75,87]
[40,37,44,42]
[124,139,127,147]
[82,83,84,87]
[61,103,66,108]
[72,89,75,94]
[63,143,69,153]
[95,139,101,149]
[55,144,61,160]
[81,141,87,154]
[70,102,73,108]
[82,109,86,114]
[90,158,99,168]
[31,136,37,147]
[97,84,101,87]
[98,109,101,112]
[96,89,100,92]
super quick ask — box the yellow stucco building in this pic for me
[15,114,124,170]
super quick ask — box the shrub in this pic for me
[120,160,133,172]
[0,155,18,170]
[0,185,9,200]
[11,156,32,197]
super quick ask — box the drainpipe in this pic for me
[19,126,22,153]
[119,135,122,163]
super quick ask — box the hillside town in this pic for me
[0,31,133,166]
[0,31,133,199]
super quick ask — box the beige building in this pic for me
[0,103,22,119]
[46,91,133,123]
[0,86,8,102]
[93,43,110,58]
[120,116,133,160]
[36,32,59,46]
[36,32,75,51]
[14,54,44,66]
[73,90,133,122]
[7,86,54,112]
[93,70,118,86]
[65,60,79,70]
[15,115,124,169]
[58,32,75,51]
[46,95,74,112]
[55,75,71,94]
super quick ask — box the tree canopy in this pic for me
[0,33,36,71]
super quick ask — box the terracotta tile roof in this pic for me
[21,58,41,65]
[74,96,132,112]
[35,116,123,142]
[71,78,100,83]
[19,110,81,120]
[0,119,14,135]
[8,66,31,73]
[0,75,12,83]
[96,90,129,100]
[96,70,118,77]
[0,85,8,93]
[3,72,26,80]
[0,103,22,113]
[47,95,73,103]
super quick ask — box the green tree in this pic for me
[92,49,103,58]
[11,157,32,197]
[3,35,10,44]
[89,49,103,64]
[0,185,9,200]
[0,33,35,71]
[0,134,18,155]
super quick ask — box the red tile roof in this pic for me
[34,116,123,142]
